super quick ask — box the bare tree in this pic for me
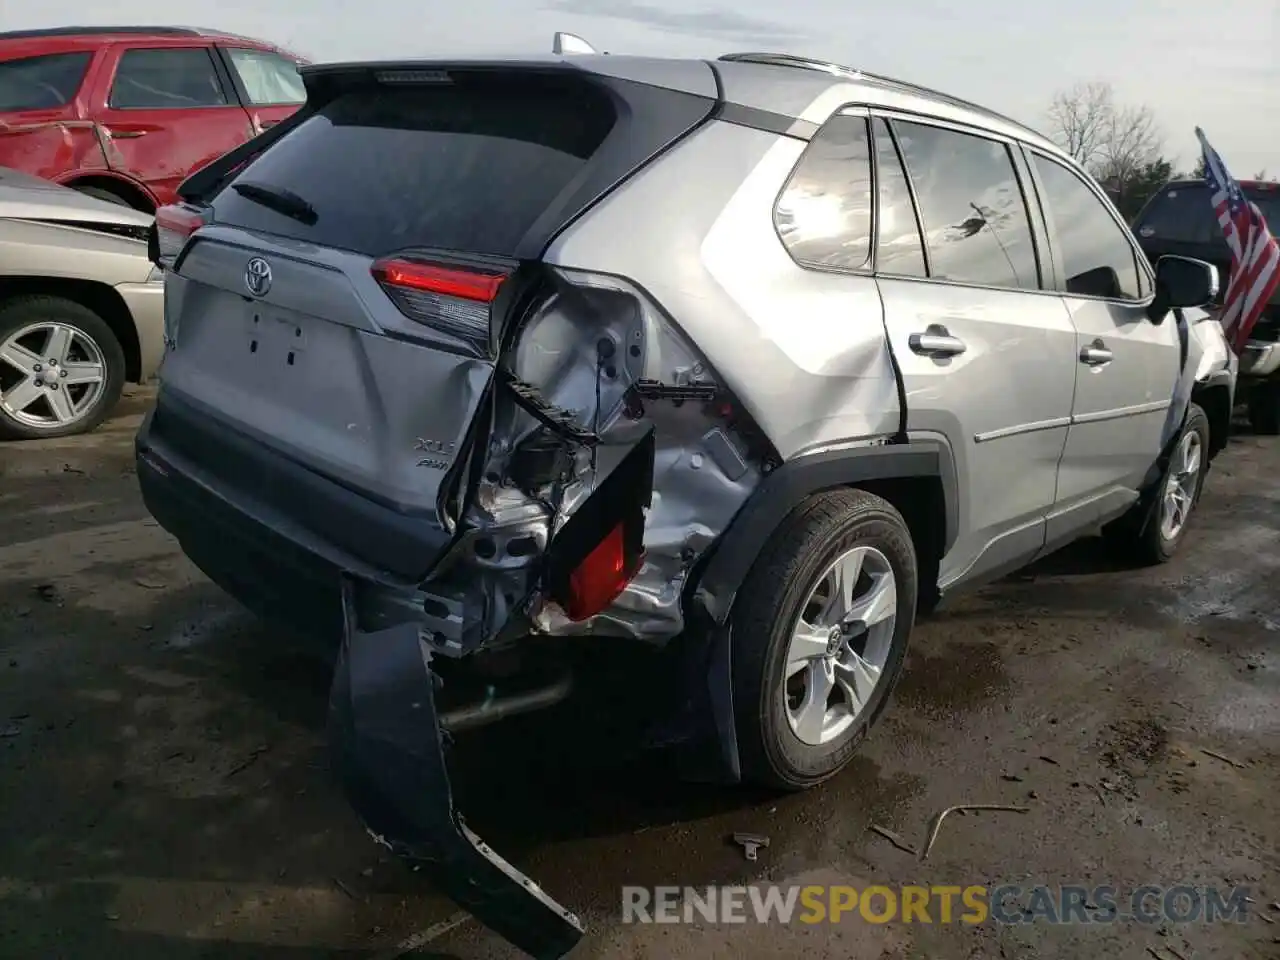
[1093,103,1162,184]
[1046,82,1114,168]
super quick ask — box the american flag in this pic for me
[1195,127,1280,352]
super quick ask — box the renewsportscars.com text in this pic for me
[621,884,1251,925]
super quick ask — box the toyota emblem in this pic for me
[244,257,272,297]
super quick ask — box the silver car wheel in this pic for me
[1159,429,1202,541]
[0,321,108,430]
[784,545,898,747]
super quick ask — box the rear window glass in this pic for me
[1138,184,1280,242]
[1249,190,1280,232]
[0,52,92,111]
[212,75,617,257]
[1136,185,1218,243]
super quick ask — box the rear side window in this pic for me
[893,120,1040,290]
[774,115,873,271]
[224,48,305,105]
[1031,153,1142,300]
[212,75,617,258]
[0,52,92,111]
[872,118,927,278]
[109,48,229,109]
[1136,185,1218,243]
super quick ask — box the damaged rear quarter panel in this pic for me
[543,119,900,460]
[500,119,899,641]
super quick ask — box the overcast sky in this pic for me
[3,0,1276,175]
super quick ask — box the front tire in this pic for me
[1109,402,1211,565]
[0,296,126,440]
[731,488,918,790]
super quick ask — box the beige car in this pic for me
[0,166,164,439]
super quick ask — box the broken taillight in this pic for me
[151,204,207,271]
[563,523,641,621]
[371,256,510,344]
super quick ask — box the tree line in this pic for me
[1044,81,1273,221]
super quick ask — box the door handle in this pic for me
[104,127,147,139]
[908,326,967,358]
[1080,340,1114,366]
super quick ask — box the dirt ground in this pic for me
[1,387,1278,960]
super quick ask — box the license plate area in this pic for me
[246,306,309,367]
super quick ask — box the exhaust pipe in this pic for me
[439,672,574,733]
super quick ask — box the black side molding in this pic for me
[711,101,817,140]
[692,442,954,623]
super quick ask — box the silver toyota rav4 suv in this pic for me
[137,41,1233,957]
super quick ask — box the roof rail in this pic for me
[718,51,1036,138]
[718,52,859,79]
[0,25,204,40]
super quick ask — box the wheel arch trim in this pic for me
[690,439,958,624]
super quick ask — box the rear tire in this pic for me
[73,184,131,208]
[1247,383,1280,435]
[0,296,126,440]
[730,488,917,791]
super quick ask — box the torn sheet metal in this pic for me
[328,579,584,958]
[416,268,767,654]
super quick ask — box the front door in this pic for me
[94,44,253,204]
[876,115,1077,587]
[1025,148,1181,539]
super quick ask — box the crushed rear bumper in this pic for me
[330,580,584,958]
[136,407,585,959]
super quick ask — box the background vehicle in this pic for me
[0,25,306,213]
[1133,178,1280,432]
[0,165,163,438]
[136,41,1229,957]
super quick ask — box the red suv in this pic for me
[0,26,307,211]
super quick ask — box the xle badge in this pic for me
[414,437,456,470]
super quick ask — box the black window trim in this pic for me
[1021,144,1156,307]
[214,45,306,108]
[771,104,876,277]
[873,108,1046,296]
[869,114,930,279]
[0,49,94,111]
[106,44,236,112]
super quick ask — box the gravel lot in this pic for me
[1,387,1277,960]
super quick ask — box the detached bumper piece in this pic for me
[328,580,584,959]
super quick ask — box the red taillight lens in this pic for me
[372,256,509,343]
[563,523,640,622]
[152,204,206,270]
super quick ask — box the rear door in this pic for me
[1026,148,1180,533]
[215,46,306,136]
[94,43,253,203]
[875,115,1077,586]
[0,48,106,180]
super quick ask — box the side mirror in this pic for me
[1149,255,1219,322]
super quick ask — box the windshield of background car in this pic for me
[1137,183,1280,243]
